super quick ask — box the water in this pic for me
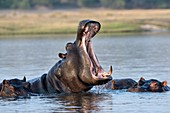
[0,33,170,113]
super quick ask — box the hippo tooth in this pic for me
[108,66,113,76]
[102,72,108,77]
[102,66,113,77]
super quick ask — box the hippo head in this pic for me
[0,77,31,97]
[128,77,168,92]
[53,20,112,93]
[139,78,167,92]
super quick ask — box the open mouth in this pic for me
[81,20,112,83]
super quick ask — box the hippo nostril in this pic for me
[93,26,99,32]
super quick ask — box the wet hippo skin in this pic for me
[0,77,31,97]
[29,20,112,94]
[104,78,137,90]
[127,77,170,92]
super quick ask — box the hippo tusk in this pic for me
[102,66,112,77]
[108,66,113,75]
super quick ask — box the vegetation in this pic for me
[0,0,170,35]
[0,9,170,35]
[0,0,170,9]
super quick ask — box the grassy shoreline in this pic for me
[0,9,170,35]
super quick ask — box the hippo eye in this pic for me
[154,83,158,86]
[150,82,158,88]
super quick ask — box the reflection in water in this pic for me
[1,33,170,113]
[42,92,113,112]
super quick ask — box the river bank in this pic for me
[0,9,170,35]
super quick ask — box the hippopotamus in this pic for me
[0,77,31,97]
[127,77,170,92]
[104,78,137,90]
[29,20,112,94]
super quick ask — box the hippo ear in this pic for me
[2,80,8,85]
[140,77,145,81]
[138,77,145,82]
[162,81,167,87]
[138,77,145,86]
[23,76,26,82]
[58,53,67,59]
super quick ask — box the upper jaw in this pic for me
[76,20,101,44]
[76,20,112,85]
[83,21,101,40]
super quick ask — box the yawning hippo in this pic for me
[0,77,31,97]
[30,20,112,94]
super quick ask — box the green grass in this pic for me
[101,22,141,33]
[0,9,170,35]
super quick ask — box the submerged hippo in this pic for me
[104,78,137,90]
[0,77,31,97]
[30,20,112,94]
[127,77,170,92]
